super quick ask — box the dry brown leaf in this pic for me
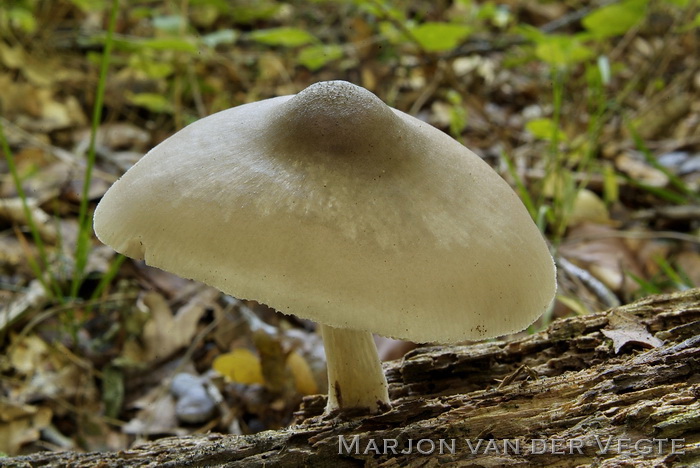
[14,89,86,132]
[212,305,242,350]
[522,0,567,22]
[0,280,48,335]
[8,334,50,375]
[348,17,374,61]
[0,233,36,272]
[74,122,151,153]
[63,173,113,204]
[257,52,288,81]
[122,386,182,436]
[24,360,89,402]
[139,288,216,363]
[675,251,700,286]
[601,311,664,354]
[615,153,669,187]
[632,94,691,140]
[0,198,58,243]
[636,241,671,277]
[0,400,52,455]
[560,223,644,294]
[132,262,200,301]
[6,335,98,405]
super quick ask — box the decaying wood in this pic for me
[7,289,700,467]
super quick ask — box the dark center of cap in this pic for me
[275,81,402,156]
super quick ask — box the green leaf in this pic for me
[534,34,593,67]
[69,0,105,12]
[410,22,471,52]
[354,0,406,22]
[249,27,316,47]
[692,12,700,27]
[8,7,37,33]
[378,21,403,44]
[230,2,280,24]
[298,44,343,70]
[583,0,648,38]
[128,55,174,79]
[517,24,546,42]
[127,92,173,113]
[665,0,689,6]
[526,118,566,142]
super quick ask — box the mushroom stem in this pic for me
[320,324,390,414]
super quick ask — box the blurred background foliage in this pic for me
[0,0,699,456]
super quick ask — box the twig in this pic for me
[558,256,621,308]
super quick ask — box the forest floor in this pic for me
[0,0,699,458]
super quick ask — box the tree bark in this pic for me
[7,289,700,467]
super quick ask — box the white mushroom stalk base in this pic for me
[320,324,391,414]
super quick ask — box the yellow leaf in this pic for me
[287,351,318,395]
[568,189,610,226]
[212,349,264,385]
[557,295,591,315]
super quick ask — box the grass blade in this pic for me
[71,0,120,299]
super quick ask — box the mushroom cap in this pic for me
[94,81,556,343]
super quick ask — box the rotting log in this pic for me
[7,289,700,467]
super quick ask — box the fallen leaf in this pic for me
[0,280,47,336]
[560,223,644,294]
[601,311,664,354]
[122,385,182,436]
[253,329,293,395]
[8,334,50,375]
[212,348,264,385]
[7,336,98,405]
[0,197,58,244]
[675,251,700,286]
[139,288,215,363]
[615,152,669,187]
[556,294,591,316]
[287,350,318,395]
[632,94,691,140]
[568,189,610,226]
[0,400,52,455]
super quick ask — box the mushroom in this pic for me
[94,81,556,415]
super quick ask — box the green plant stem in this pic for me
[627,122,696,202]
[543,67,569,240]
[90,254,126,301]
[71,0,120,299]
[0,120,62,300]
